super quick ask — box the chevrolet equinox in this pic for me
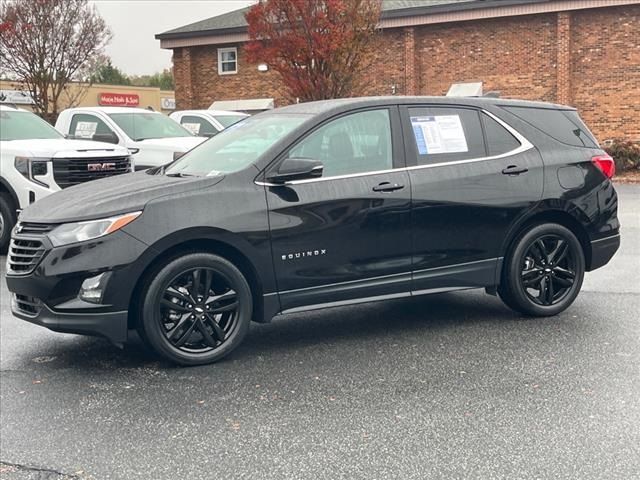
[6,97,620,365]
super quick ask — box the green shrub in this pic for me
[604,139,640,172]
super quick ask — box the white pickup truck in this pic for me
[55,107,206,170]
[0,105,132,252]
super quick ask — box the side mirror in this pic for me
[92,132,119,145]
[267,158,323,184]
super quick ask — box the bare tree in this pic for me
[0,0,112,121]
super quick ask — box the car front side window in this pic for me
[69,113,115,140]
[288,109,393,178]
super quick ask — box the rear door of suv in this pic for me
[399,104,544,293]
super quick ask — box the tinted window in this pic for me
[70,113,114,139]
[503,106,598,148]
[0,110,62,141]
[215,115,248,128]
[181,115,218,137]
[407,107,485,164]
[109,112,193,141]
[165,114,307,176]
[482,113,520,156]
[288,109,393,177]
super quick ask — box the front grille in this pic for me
[8,238,46,274]
[15,222,56,235]
[13,294,42,316]
[53,156,131,188]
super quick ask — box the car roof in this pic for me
[63,106,162,114]
[272,96,575,116]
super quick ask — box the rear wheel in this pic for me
[499,223,585,316]
[138,252,252,365]
[0,193,17,254]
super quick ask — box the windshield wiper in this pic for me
[165,172,198,178]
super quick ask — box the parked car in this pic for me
[170,110,249,137]
[6,97,620,366]
[55,107,206,170]
[0,104,131,253]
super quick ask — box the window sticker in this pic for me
[75,121,98,139]
[182,122,201,135]
[410,115,468,155]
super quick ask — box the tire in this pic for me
[138,252,252,366]
[0,193,17,254]
[498,223,585,317]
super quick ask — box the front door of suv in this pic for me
[263,107,412,312]
[399,105,544,293]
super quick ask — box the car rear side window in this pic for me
[407,107,486,165]
[482,113,521,156]
[503,106,598,148]
[181,115,218,137]
[69,113,114,140]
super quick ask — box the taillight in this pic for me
[591,153,615,179]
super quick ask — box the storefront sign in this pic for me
[0,89,35,105]
[161,97,176,110]
[98,92,139,107]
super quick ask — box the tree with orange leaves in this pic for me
[245,0,382,103]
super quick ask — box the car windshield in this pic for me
[214,114,249,128]
[0,110,63,141]
[108,112,194,141]
[165,114,308,176]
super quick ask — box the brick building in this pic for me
[156,0,640,142]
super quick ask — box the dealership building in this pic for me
[156,0,640,142]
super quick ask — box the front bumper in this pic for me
[11,293,128,345]
[5,228,151,345]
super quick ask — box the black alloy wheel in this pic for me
[499,223,585,316]
[161,268,239,353]
[139,253,252,365]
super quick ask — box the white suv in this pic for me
[169,110,249,137]
[56,107,207,170]
[0,105,131,252]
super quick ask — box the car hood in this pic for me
[136,136,206,152]
[3,138,129,157]
[20,171,224,224]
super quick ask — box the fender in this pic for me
[0,176,20,211]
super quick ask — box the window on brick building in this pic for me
[218,47,238,75]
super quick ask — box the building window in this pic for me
[218,47,237,75]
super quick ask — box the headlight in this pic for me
[14,156,50,187]
[48,211,142,247]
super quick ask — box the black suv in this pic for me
[6,97,620,365]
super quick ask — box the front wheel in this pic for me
[138,252,253,366]
[499,223,585,316]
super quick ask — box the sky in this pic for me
[90,0,254,76]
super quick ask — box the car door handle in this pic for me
[373,182,404,192]
[501,165,529,176]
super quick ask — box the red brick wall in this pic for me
[571,6,640,141]
[414,14,559,102]
[172,5,640,141]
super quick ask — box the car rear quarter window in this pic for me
[502,106,598,148]
[407,107,486,165]
[481,113,521,156]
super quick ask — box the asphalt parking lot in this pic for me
[1,184,638,480]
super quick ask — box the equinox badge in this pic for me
[282,249,327,261]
